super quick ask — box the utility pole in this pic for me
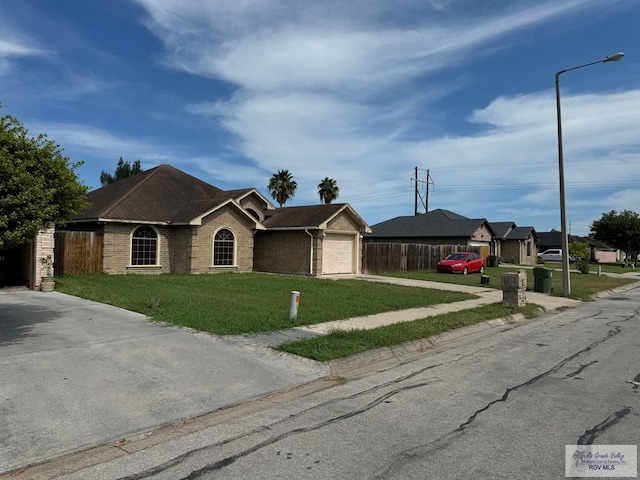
[411,167,434,215]
[425,169,434,212]
[414,167,419,216]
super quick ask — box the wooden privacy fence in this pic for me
[54,231,103,275]
[362,243,488,274]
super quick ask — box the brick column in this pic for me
[34,225,55,288]
[501,271,527,307]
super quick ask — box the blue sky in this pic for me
[2,0,639,235]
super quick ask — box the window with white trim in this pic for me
[131,226,158,265]
[213,228,235,266]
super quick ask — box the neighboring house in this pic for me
[588,239,618,263]
[59,164,370,276]
[536,231,564,252]
[536,231,618,263]
[488,222,538,265]
[364,209,495,251]
[488,222,515,258]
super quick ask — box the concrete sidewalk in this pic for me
[296,274,580,335]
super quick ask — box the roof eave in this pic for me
[321,203,371,232]
[188,199,265,230]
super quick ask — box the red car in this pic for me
[437,252,485,275]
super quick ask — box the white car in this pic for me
[537,249,578,263]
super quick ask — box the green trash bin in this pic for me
[487,255,499,268]
[533,267,553,293]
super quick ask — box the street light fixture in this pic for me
[555,52,624,297]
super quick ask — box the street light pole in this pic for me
[555,52,624,297]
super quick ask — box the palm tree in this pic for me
[318,177,339,204]
[268,169,297,207]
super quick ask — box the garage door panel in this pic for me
[323,234,355,274]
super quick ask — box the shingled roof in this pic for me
[537,231,614,250]
[488,222,516,239]
[263,204,371,231]
[366,209,493,238]
[72,164,260,225]
[505,226,537,241]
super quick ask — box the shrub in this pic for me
[576,260,590,274]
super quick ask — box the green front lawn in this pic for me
[379,267,637,301]
[55,273,475,335]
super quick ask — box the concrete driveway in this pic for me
[0,289,328,474]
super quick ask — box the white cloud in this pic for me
[30,123,179,164]
[129,0,612,212]
[0,37,41,57]
[0,30,44,76]
[134,0,601,95]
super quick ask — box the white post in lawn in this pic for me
[289,291,300,321]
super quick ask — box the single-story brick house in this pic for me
[59,164,370,276]
[363,209,540,266]
[364,209,495,253]
[488,222,538,265]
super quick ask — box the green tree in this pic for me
[100,156,143,186]
[569,241,589,261]
[0,108,88,250]
[317,177,339,204]
[590,210,640,259]
[267,169,297,207]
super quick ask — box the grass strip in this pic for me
[54,273,476,335]
[277,303,543,361]
[379,268,637,301]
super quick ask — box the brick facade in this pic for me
[196,209,254,273]
[254,211,364,276]
[100,207,256,274]
[254,230,315,275]
[471,224,493,243]
[327,213,360,232]
[500,238,536,265]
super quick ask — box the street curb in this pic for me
[328,313,528,379]
[591,280,640,299]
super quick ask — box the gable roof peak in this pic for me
[430,209,469,221]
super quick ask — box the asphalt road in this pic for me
[39,282,640,479]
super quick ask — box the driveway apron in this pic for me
[0,290,328,474]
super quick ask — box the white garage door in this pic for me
[322,234,355,274]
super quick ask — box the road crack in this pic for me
[576,407,632,445]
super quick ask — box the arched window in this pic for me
[131,226,158,265]
[213,228,235,266]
